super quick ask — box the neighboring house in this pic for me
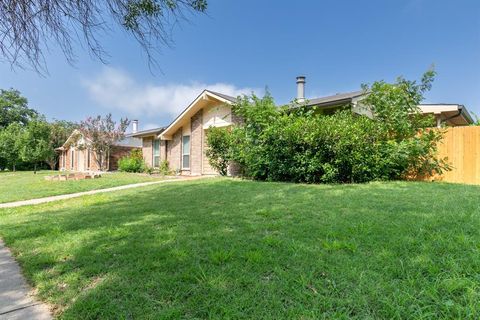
[57,124,142,172]
[293,76,473,127]
[129,76,476,176]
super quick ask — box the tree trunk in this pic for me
[34,163,37,174]
[13,163,16,172]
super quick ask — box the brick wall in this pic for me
[109,146,138,171]
[190,109,203,175]
[167,128,182,171]
[142,137,153,167]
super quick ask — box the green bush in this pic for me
[159,160,171,175]
[206,70,447,183]
[205,127,232,176]
[118,149,145,173]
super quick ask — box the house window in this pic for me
[153,139,160,167]
[182,135,190,169]
[71,150,75,170]
[87,149,91,169]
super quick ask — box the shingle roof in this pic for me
[127,127,166,138]
[114,136,142,147]
[303,90,365,107]
[205,90,238,103]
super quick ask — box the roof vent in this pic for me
[132,120,138,133]
[296,76,306,102]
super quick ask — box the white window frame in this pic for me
[182,135,190,169]
[153,139,160,168]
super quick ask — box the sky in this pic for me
[1,0,479,132]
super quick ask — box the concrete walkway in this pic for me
[0,239,51,320]
[0,177,206,209]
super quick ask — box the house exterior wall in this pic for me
[162,101,242,176]
[59,145,136,172]
[142,137,153,167]
[167,128,182,172]
[109,146,137,171]
[190,109,203,175]
[160,140,167,162]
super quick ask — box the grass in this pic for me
[1,179,480,319]
[0,170,166,203]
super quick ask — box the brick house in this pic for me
[57,129,141,172]
[131,90,241,175]
[131,77,474,176]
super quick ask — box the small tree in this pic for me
[19,119,53,173]
[79,114,129,171]
[0,123,24,171]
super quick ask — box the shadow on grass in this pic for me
[1,179,480,319]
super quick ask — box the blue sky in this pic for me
[1,0,479,132]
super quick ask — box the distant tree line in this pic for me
[0,88,78,172]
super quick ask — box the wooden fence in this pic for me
[432,126,480,185]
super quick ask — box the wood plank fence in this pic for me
[432,126,480,185]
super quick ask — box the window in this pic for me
[87,149,91,169]
[182,135,190,169]
[153,139,160,167]
[71,150,75,170]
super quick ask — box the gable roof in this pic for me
[160,90,238,140]
[205,90,237,103]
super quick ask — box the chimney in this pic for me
[296,76,306,102]
[132,120,138,133]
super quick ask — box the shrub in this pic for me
[159,160,172,175]
[118,149,144,173]
[205,127,232,176]
[206,70,447,184]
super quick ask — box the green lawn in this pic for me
[0,170,166,203]
[1,179,479,319]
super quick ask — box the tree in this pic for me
[206,71,447,183]
[19,119,53,173]
[0,89,38,128]
[0,0,208,72]
[0,123,24,171]
[46,120,78,169]
[79,114,129,171]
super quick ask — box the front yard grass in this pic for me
[0,170,165,203]
[0,179,479,318]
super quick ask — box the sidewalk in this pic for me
[0,176,208,209]
[0,239,51,320]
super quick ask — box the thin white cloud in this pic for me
[82,67,260,120]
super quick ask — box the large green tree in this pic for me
[0,89,38,128]
[19,119,53,173]
[0,123,24,171]
[0,0,207,72]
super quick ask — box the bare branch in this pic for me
[0,0,207,73]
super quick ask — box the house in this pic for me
[130,76,475,176]
[130,90,241,175]
[57,122,142,171]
